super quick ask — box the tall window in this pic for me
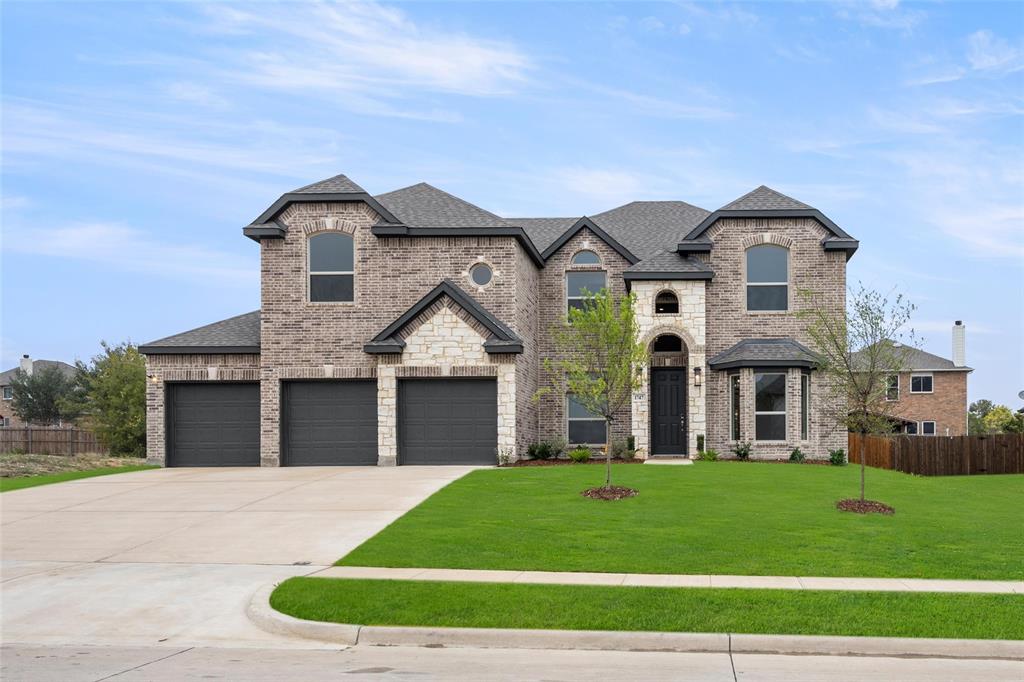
[309,233,354,302]
[800,373,810,440]
[885,375,900,401]
[567,395,606,444]
[566,271,606,314]
[910,374,933,393]
[2,386,11,400]
[746,245,788,311]
[729,374,741,440]
[754,372,786,441]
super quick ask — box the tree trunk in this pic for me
[859,430,866,501]
[605,419,612,489]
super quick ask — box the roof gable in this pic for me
[721,185,812,211]
[538,217,639,264]
[364,281,523,355]
[290,174,367,194]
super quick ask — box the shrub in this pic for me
[789,447,805,463]
[547,437,568,459]
[527,442,554,460]
[732,440,752,461]
[696,434,705,453]
[829,448,847,466]
[568,446,592,463]
[698,448,719,461]
[496,448,514,466]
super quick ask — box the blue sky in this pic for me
[2,1,1022,406]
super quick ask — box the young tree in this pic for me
[10,365,80,426]
[800,284,916,503]
[982,405,1024,434]
[66,342,147,456]
[968,399,996,435]
[541,290,647,489]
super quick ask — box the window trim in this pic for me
[885,374,900,401]
[565,270,607,315]
[655,290,680,315]
[566,394,607,446]
[307,232,355,304]
[910,373,933,394]
[745,244,789,313]
[729,373,741,441]
[905,421,918,435]
[920,420,936,436]
[571,249,601,266]
[754,371,787,442]
[468,262,493,287]
[1,386,11,401]
[800,373,810,440]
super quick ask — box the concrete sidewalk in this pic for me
[313,565,1024,593]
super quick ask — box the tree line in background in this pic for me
[968,400,1024,435]
[8,342,146,456]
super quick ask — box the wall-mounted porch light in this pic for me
[147,374,160,384]
[693,367,702,387]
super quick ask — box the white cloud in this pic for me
[164,82,230,110]
[639,16,664,32]
[678,23,692,36]
[835,0,925,31]
[966,30,1024,74]
[578,83,733,121]
[904,67,967,87]
[3,222,257,286]
[868,107,946,134]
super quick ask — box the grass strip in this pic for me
[272,577,1024,640]
[0,465,157,492]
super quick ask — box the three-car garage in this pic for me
[163,378,497,467]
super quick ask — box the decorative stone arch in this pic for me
[641,323,699,355]
[741,233,794,250]
[299,217,359,236]
[653,288,680,315]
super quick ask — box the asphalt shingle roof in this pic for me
[590,201,711,259]
[0,360,77,385]
[851,342,970,372]
[709,338,819,370]
[512,218,578,253]
[720,185,813,211]
[290,174,367,194]
[140,311,260,352]
[375,183,511,228]
[624,249,714,275]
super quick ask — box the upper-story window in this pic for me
[469,262,492,286]
[2,386,11,400]
[566,271,606,314]
[655,291,679,314]
[309,233,354,302]
[571,250,601,265]
[746,245,788,312]
[910,374,933,393]
[885,375,900,401]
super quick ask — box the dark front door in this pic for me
[167,383,260,467]
[398,378,497,465]
[651,368,686,455]
[282,381,378,466]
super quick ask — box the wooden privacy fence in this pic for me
[848,432,1024,476]
[0,427,108,456]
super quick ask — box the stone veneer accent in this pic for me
[629,281,706,458]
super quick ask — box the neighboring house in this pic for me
[140,174,858,467]
[0,355,78,427]
[855,323,972,437]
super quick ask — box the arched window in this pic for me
[746,245,788,311]
[655,291,679,314]
[309,232,354,302]
[571,250,601,265]
[652,334,683,353]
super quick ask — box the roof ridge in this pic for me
[720,185,812,211]
[290,173,366,194]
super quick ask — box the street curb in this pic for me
[248,582,1024,660]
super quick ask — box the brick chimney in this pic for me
[19,354,33,376]
[952,321,966,367]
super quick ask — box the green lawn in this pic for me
[272,578,1024,640]
[0,465,157,492]
[339,463,1024,580]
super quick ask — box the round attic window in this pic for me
[470,263,493,286]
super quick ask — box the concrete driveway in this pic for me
[0,466,475,648]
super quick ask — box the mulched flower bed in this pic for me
[505,458,644,467]
[581,485,639,501]
[836,498,895,515]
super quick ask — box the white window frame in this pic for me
[566,394,607,446]
[308,232,355,303]
[566,271,606,315]
[885,374,900,401]
[1,386,11,400]
[745,245,789,313]
[921,420,936,436]
[754,371,787,442]
[729,373,741,440]
[910,373,933,394]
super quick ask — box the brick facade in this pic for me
[886,371,969,436]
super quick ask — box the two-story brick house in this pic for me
[140,175,857,466]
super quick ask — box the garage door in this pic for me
[398,378,497,465]
[282,381,377,466]
[167,383,260,467]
